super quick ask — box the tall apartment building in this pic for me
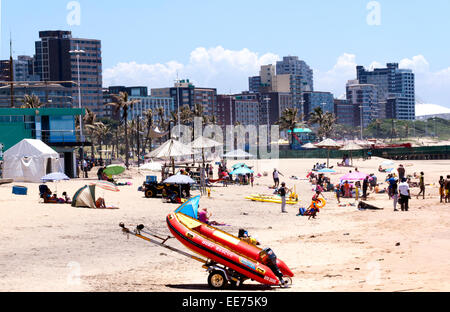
[276,56,314,115]
[215,93,260,126]
[34,31,103,116]
[248,76,262,93]
[334,99,358,127]
[276,56,314,90]
[302,91,335,120]
[103,86,149,120]
[249,56,314,118]
[346,80,379,129]
[0,56,39,82]
[357,63,415,120]
[259,92,293,126]
[151,79,217,117]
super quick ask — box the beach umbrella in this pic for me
[317,168,336,174]
[316,139,342,168]
[103,165,125,177]
[190,137,223,149]
[91,181,120,192]
[223,149,255,159]
[230,166,254,175]
[189,137,223,165]
[41,172,70,182]
[140,161,162,172]
[301,143,318,149]
[232,163,250,169]
[340,172,369,182]
[41,172,70,194]
[147,139,196,174]
[163,173,196,185]
[340,142,365,166]
[147,139,194,159]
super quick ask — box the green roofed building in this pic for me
[0,108,86,178]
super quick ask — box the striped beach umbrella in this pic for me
[91,181,120,192]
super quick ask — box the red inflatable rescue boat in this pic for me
[167,212,291,287]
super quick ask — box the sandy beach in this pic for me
[1,156,449,292]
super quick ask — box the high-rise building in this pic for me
[259,92,293,127]
[216,93,260,126]
[334,99,358,127]
[151,79,217,117]
[275,56,314,115]
[34,31,103,116]
[346,80,379,129]
[302,91,335,120]
[0,56,39,82]
[0,83,73,108]
[356,63,415,120]
[248,76,262,93]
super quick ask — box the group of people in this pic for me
[386,174,412,211]
[40,184,71,204]
[438,175,450,203]
[312,163,329,171]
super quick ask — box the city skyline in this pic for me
[1,0,449,114]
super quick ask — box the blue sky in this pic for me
[1,0,449,111]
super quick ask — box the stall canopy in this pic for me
[3,139,62,183]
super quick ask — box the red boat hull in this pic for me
[166,213,281,286]
[194,224,294,277]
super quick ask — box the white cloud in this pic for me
[104,49,450,111]
[315,53,450,110]
[103,46,280,93]
[399,55,430,73]
[314,53,357,98]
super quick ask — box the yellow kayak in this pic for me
[245,195,299,205]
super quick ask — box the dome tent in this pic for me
[3,139,62,183]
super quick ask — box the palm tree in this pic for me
[180,104,193,126]
[106,92,140,169]
[81,108,98,158]
[375,119,382,138]
[309,107,337,139]
[21,94,43,109]
[277,108,300,148]
[308,107,325,128]
[143,109,154,153]
[320,113,337,138]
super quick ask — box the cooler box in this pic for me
[12,186,28,195]
[146,176,157,183]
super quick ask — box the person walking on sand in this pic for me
[278,182,289,213]
[399,178,411,211]
[439,176,445,203]
[417,172,425,199]
[397,165,406,182]
[273,169,284,189]
[362,176,369,200]
[391,178,399,211]
[445,175,450,204]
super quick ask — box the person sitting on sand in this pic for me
[62,192,72,204]
[198,208,223,226]
[96,197,106,209]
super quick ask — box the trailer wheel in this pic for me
[208,271,227,290]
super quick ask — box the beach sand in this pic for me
[0,157,449,292]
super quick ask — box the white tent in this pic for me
[3,139,62,183]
